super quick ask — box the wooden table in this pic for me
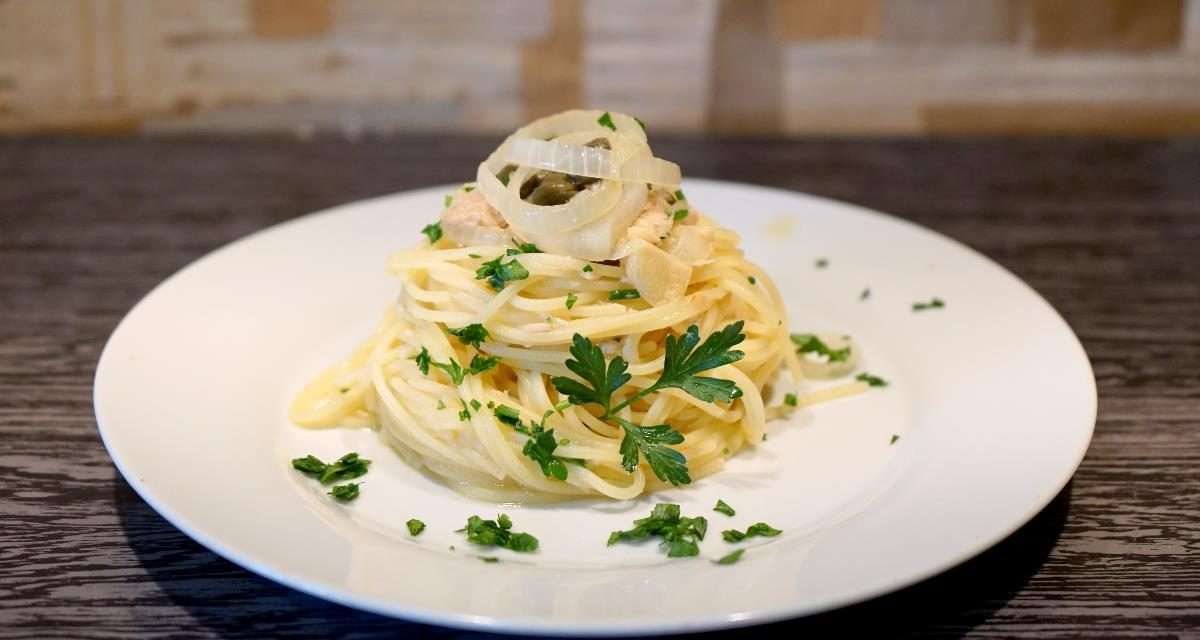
[2,137,1197,638]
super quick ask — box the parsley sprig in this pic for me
[421,222,443,243]
[448,323,489,348]
[414,347,498,384]
[722,522,782,543]
[550,322,746,485]
[608,503,708,558]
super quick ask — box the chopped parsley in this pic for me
[421,222,443,243]
[747,276,756,285]
[608,288,640,301]
[582,264,594,273]
[468,354,499,375]
[448,323,489,348]
[458,401,471,421]
[464,184,474,192]
[722,522,782,543]
[597,111,617,131]
[784,392,798,407]
[338,386,349,394]
[713,499,736,517]
[328,483,360,501]
[468,253,481,258]
[479,556,500,563]
[791,333,851,363]
[860,288,871,301]
[673,209,689,221]
[913,297,945,311]
[493,404,571,480]
[890,434,900,445]
[291,452,371,485]
[406,519,426,536]
[856,372,888,387]
[565,292,578,310]
[436,399,446,410]
[461,514,539,552]
[431,358,465,385]
[469,399,482,411]
[815,258,829,269]
[443,194,452,208]
[674,189,686,201]
[510,242,541,254]
[715,548,745,565]
[550,322,746,485]
[476,256,530,290]
[608,503,708,558]
[413,347,431,375]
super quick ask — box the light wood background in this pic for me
[3,0,1200,136]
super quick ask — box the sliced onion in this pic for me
[505,138,681,187]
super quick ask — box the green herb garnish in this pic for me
[673,209,689,221]
[565,292,578,310]
[582,264,593,273]
[291,455,327,476]
[493,404,570,480]
[406,519,426,536]
[461,514,539,552]
[291,452,371,485]
[784,392,798,407]
[674,189,686,201]
[791,333,851,363]
[890,434,900,445]
[722,522,782,543]
[414,346,431,375]
[468,354,499,375]
[856,372,888,387]
[443,194,452,208]
[608,503,708,558]
[479,556,500,563]
[747,276,756,284]
[476,256,530,290]
[329,483,360,501]
[550,322,745,485]
[421,222,443,243]
[715,548,745,565]
[448,323,489,348]
[713,499,736,517]
[511,242,541,254]
[860,288,871,301]
[597,111,616,131]
[470,399,482,411]
[913,297,945,311]
[815,258,829,269]
[608,288,640,301]
[432,358,465,385]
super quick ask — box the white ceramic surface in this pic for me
[94,180,1096,635]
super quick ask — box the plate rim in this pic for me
[94,178,1097,636]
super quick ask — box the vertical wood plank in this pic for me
[708,0,781,133]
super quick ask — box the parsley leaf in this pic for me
[329,483,360,501]
[791,333,851,363]
[468,354,499,375]
[551,334,631,414]
[815,258,829,269]
[479,556,500,563]
[476,256,529,290]
[443,194,452,208]
[747,275,756,284]
[713,499,736,517]
[614,417,690,485]
[608,503,707,558]
[432,358,465,385]
[291,454,327,476]
[582,264,593,273]
[448,323,489,348]
[565,292,578,310]
[493,405,570,480]
[511,242,541,254]
[608,288,640,301]
[673,209,689,221]
[860,287,871,301]
[421,222,443,243]
[413,346,431,375]
[406,519,426,536]
[913,297,945,311]
[597,111,617,131]
[318,453,371,485]
[722,522,782,542]
[890,434,900,445]
[652,322,745,403]
[784,392,798,407]
[856,372,888,387]
[715,548,745,565]
[674,189,686,201]
[461,514,539,552]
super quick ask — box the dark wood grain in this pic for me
[1,136,1197,639]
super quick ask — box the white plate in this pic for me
[94,180,1095,635]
